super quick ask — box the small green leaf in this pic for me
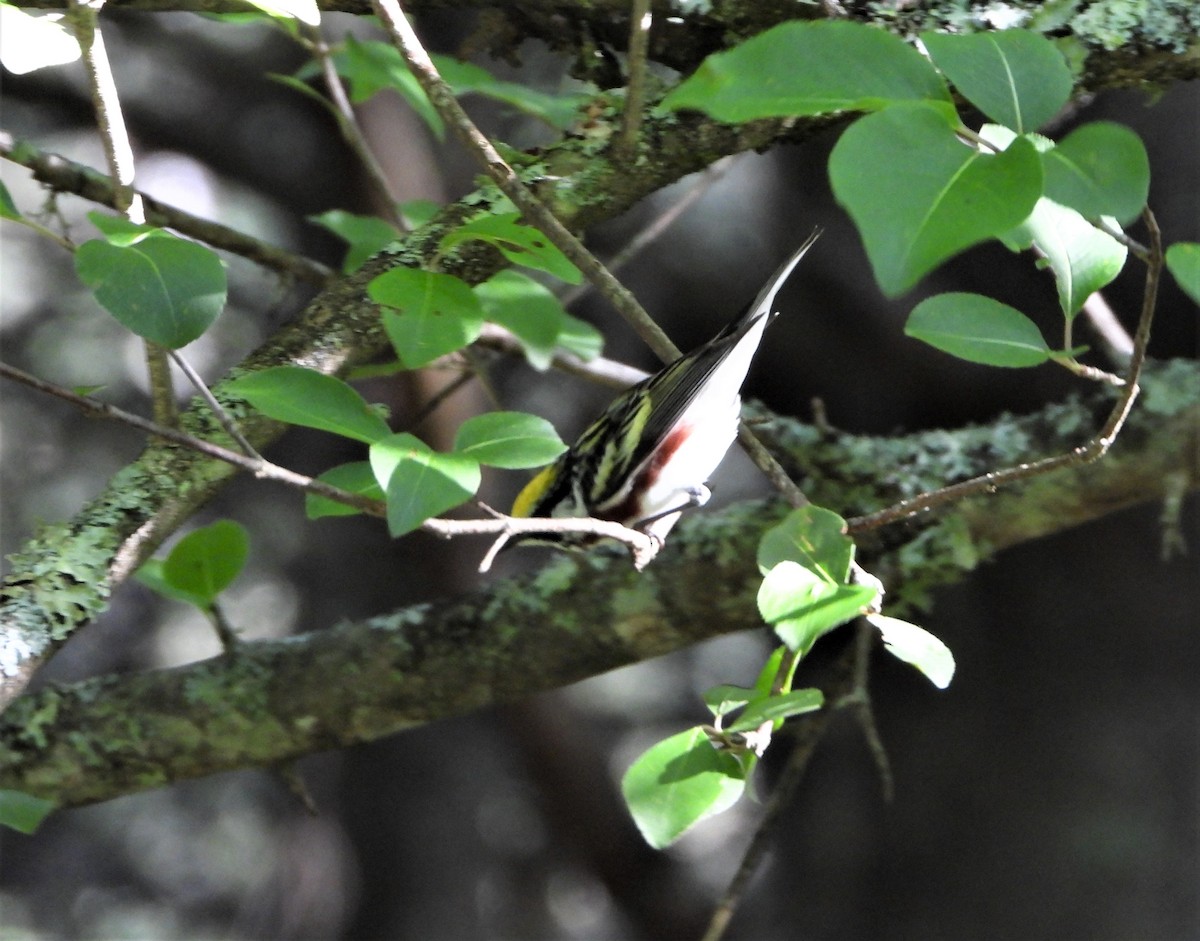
[922,29,1072,133]
[309,210,402,273]
[244,0,319,24]
[0,181,22,220]
[702,684,759,718]
[1041,121,1149,225]
[440,212,582,284]
[1165,243,1200,306]
[0,5,80,75]
[370,433,481,536]
[452,411,566,468]
[160,520,249,609]
[370,267,485,368]
[757,505,856,584]
[726,688,824,733]
[830,102,1043,295]
[758,561,876,656]
[476,270,602,370]
[135,557,210,608]
[621,726,746,849]
[321,37,443,136]
[227,366,391,443]
[868,614,956,689]
[74,233,227,348]
[305,461,385,519]
[0,790,56,834]
[663,20,950,121]
[434,55,589,129]
[906,293,1054,366]
[400,199,441,229]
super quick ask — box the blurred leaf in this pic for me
[868,614,956,689]
[335,36,443,136]
[922,29,1072,133]
[663,20,950,120]
[829,103,1042,295]
[159,520,250,609]
[244,0,319,24]
[0,790,56,834]
[1165,243,1200,305]
[370,433,480,537]
[758,561,876,656]
[305,461,385,519]
[309,210,402,273]
[135,558,210,609]
[452,412,566,468]
[441,212,582,284]
[906,293,1055,366]
[75,233,227,348]
[435,56,589,129]
[0,5,79,75]
[0,181,22,220]
[227,366,391,443]
[370,267,485,368]
[1041,121,1149,225]
[726,688,824,733]
[702,684,759,718]
[621,726,746,849]
[475,270,602,369]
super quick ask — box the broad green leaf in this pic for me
[868,614,956,689]
[726,688,824,733]
[244,0,319,24]
[452,411,566,468]
[922,29,1072,133]
[0,790,56,835]
[475,270,603,370]
[86,211,161,245]
[829,102,1042,295]
[305,461,385,520]
[1005,198,1127,318]
[135,558,210,609]
[0,181,21,220]
[906,293,1054,366]
[226,366,391,443]
[1041,121,1149,225]
[621,726,746,849]
[702,685,759,718]
[663,20,950,121]
[441,213,582,284]
[370,433,481,536]
[1165,243,1200,306]
[160,520,249,608]
[334,36,443,136]
[758,561,876,656]
[370,267,485,368]
[309,210,402,273]
[757,506,856,583]
[400,199,441,229]
[0,5,79,75]
[74,234,227,348]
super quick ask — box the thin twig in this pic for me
[299,24,407,232]
[370,0,681,364]
[0,130,334,286]
[614,0,652,163]
[848,207,1162,535]
[167,350,263,459]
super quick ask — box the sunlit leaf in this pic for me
[868,613,956,689]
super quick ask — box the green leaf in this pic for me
[0,789,56,834]
[335,36,443,136]
[370,433,481,537]
[830,102,1043,295]
[309,210,402,273]
[226,366,391,443]
[1165,243,1200,306]
[87,211,161,245]
[621,726,747,849]
[757,505,856,584]
[400,199,442,229]
[1041,121,1149,225]
[441,212,582,284]
[475,270,602,370]
[0,5,80,75]
[702,684,759,718]
[452,411,566,468]
[0,181,22,220]
[244,0,319,24]
[726,688,824,733]
[662,20,950,121]
[74,233,227,348]
[135,558,210,609]
[1005,198,1127,318]
[434,55,589,129]
[868,614,956,689]
[906,293,1054,366]
[757,561,876,656]
[370,267,485,368]
[922,29,1072,133]
[305,461,385,519]
[160,520,249,609]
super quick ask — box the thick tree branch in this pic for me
[1,359,1196,808]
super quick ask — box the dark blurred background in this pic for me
[1,11,1196,939]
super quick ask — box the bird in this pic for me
[510,229,820,550]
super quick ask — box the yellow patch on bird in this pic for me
[511,464,557,518]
